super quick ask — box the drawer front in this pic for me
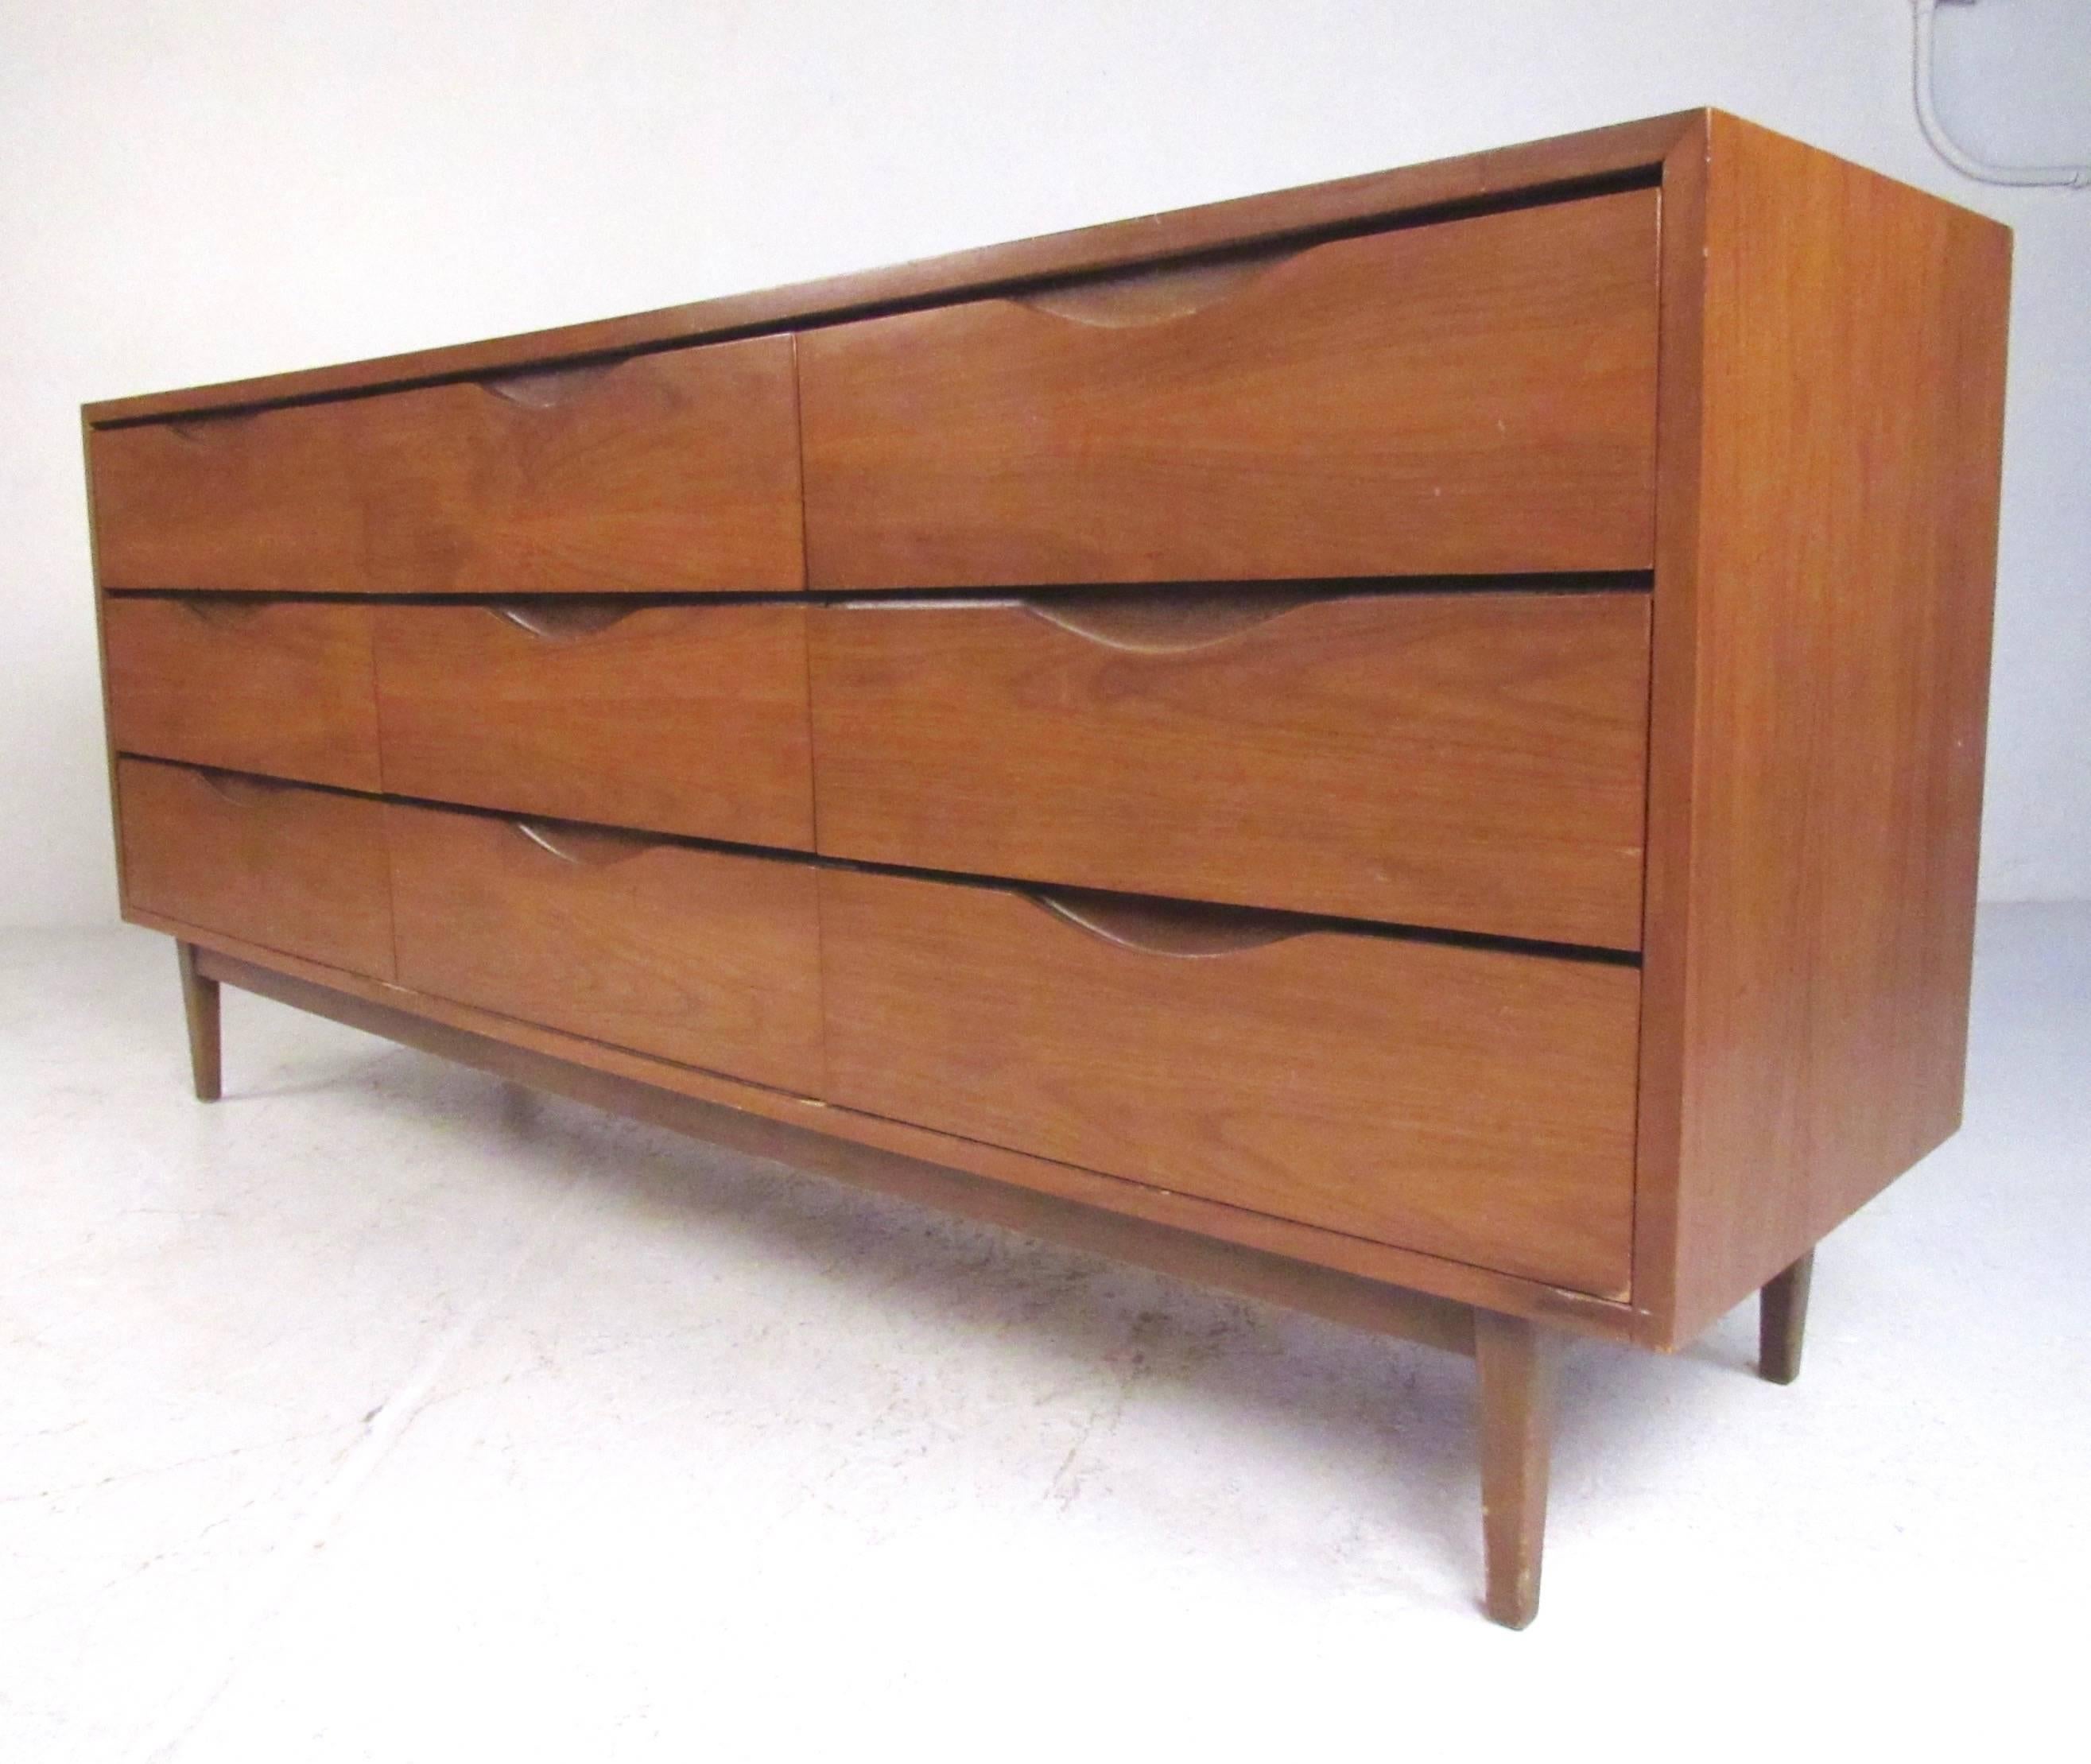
[118,759,395,978]
[810,590,1650,950]
[360,339,805,593]
[105,597,381,792]
[387,803,822,1093]
[90,337,804,595]
[91,405,364,593]
[374,602,813,849]
[820,869,1639,1296]
[800,190,1658,589]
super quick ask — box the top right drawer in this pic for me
[799,189,1658,589]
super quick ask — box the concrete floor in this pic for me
[4,907,2085,1761]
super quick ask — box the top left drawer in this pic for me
[87,335,805,595]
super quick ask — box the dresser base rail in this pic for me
[174,936,1815,1627]
[182,942,1482,1354]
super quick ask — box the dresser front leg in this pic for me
[177,940,222,1102]
[1758,1250,1814,1385]
[1474,1310,1555,1629]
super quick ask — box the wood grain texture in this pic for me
[386,802,823,1094]
[117,759,395,978]
[374,602,813,848]
[192,943,1485,1355]
[359,340,804,592]
[809,590,1651,949]
[87,107,2011,1389]
[91,405,364,591]
[85,114,1696,426]
[146,905,1640,1339]
[105,596,382,790]
[91,339,802,596]
[800,190,1659,587]
[1636,113,2011,1345]
[819,868,1640,1296]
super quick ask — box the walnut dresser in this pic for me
[83,110,2010,1626]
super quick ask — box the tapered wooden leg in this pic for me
[1759,1249,1814,1385]
[1474,1310,1555,1629]
[177,940,222,1102]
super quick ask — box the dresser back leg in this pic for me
[1758,1250,1814,1385]
[177,940,222,1102]
[1474,1310,1555,1628]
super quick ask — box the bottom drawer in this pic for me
[387,801,823,1095]
[118,758,395,978]
[819,868,1639,1296]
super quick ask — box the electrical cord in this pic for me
[1913,0,2089,188]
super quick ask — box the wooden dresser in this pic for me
[83,110,2011,1626]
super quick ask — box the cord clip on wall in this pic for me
[1914,0,2089,189]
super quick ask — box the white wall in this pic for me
[2,0,2085,924]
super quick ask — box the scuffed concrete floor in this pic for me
[4,907,2086,1760]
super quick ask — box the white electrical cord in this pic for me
[1913,0,2089,188]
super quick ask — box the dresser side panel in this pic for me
[1649,113,2010,1345]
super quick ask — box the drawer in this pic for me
[358,339,805,593]
[104,597,381,792]
[89,337,804,595]
[374,602,813,849]
[387,803,823,1093]
[800,189,1658,589]
[810,589,1651,950]
[117,758,395,978]
[90,405,365,592]
[819,869,1639,1296]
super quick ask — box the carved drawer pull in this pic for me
[511,819,656,866]
[842,590,1325,653]
[176,596,272,627]
[1009,247,1294,328]
[1016,588,1325,653]
[165,410,261,442]
[488,600,640,641]
[477,359,623,410]
[193,768,293,807]
[1028,887,1302,957]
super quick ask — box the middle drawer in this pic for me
[374,601,814,850]
[811,589,1651,950]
